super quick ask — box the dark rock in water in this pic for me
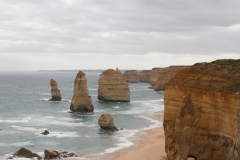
[98,114,119,132]
[8,147,42,159]
[41,130,49,135]
[44,149,76,159]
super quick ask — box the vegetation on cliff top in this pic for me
[210,59,240,68]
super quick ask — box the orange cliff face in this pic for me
[164,62,240,160]
[154,66,188,91]
[122,70,139,83]
[139,70,151,82]
[149,68,162,88]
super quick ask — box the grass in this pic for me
[210,59,240,68]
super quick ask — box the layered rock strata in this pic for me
[164,61,240,160]
[123,70,139,83]
[116,68,122,76]
[49,79,62,101]
[139,70,151,82]
[98,114,118,132]
[70,71,94,112]
[154,66,188,91]
[149,68,163,88]
[9,147,42,159]
[98,69,130,102]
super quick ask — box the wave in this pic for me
[12,125,47,132]
[0,117,31,123]
[35,131,80,138]
[0,142,33,147]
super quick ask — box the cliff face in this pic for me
[49,79,62,101]
[154,66,188,91]
[140,70,151,82]
[98,69,130,102]
[123,70,139,83]
[149,68,162,88]
[70,71,94,112]
[164,62,240,160]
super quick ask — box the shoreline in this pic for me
[73,113,166,160]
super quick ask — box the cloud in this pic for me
[0,0,240,56]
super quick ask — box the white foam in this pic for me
[0,142,33,147]
[0,117,30,123]
[35,131,80,138]
[113,106,120,109]
[139,116,163,130]
[11,125,47,132]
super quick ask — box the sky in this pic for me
[0,0,240,70]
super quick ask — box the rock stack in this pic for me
[122,70,139,83]
[164,60,240,160]
[149,68,162,88]
[116,68,122,76]
[139,70,151,82]
[154,66,188,91]
[70,71,94,112]
[98,114,118,132]
[49,79,62,101]
[98,69,130,102]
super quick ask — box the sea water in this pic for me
[0,71,164,159]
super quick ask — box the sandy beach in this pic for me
[110,114,166,160]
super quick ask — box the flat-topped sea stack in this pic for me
[70,71,94,112]
[98,114,118,132]
[139,70,151,82]
[154,66,188,91]
[122,70,139,83]
[98,69,130,102]
[49,79,62,101]
[164,59,240,160]
[149,68,163,88]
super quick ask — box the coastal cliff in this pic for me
[154,66,188,91]
[98,69,130,102]
[70,71,94,112]
[149,68,162,88]
[123,70,139,83]
[49,79,62,101]
[164,60,240,160]
[140,70,151,82]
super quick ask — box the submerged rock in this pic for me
[98,114,118,132]
[49,79,62,101]
[98,69,130,102]
[70,71,94,112]
[41,130,49,135]
[8,147,42,159]
[123,70,139,83]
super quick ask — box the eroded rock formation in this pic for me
[49,79,62,101]
[98,114,118,132]
[123,70,139,83]
[116,68,122,76]
[8,147,42,159]
[164,60,240,160]
[154,66,188,91]
[140,70,151,82]
[70,71,94,112]
[98,69,130,102]
[149,68,162,88]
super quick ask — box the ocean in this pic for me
[0,71,164,159]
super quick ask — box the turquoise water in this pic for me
[0,71,164,159]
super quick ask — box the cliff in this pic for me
[123,70,139,83]
[149,68,162,88]
[70,71,94,112]
[98,69,130,102]
[49,79,62,101]
[154,66,188,91]
[164,60,240,160]
[139,70,151,82]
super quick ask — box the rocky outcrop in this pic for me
[164,60,240,160]
[44,149,76,159]
[139,70,151,82]
[149,68,162,88]
[8,147,42,159]
[49,79,62,101]
[41,130,49,135]
[98,114,118,132]
[154,66,188,91]
[123,70,139,83]
[98,69,130,102]
[70,71,94,112]
[116,68,122,76]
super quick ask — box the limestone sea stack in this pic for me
[49,79,62,101]
[139,70,151,82]
[164,59,240,160]
[154,66,188,91]
[98,114,118,132]
[116,68,122,76]
[149,68,162,88]
[98,69,130,102]
[70,71,94,112]
[122,70,139,83]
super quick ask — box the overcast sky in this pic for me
[0,0,240,70]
